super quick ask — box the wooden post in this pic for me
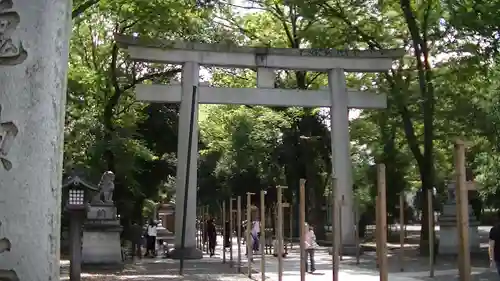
[230,198,235,267]
[455,140,471,281]
[377,164,388,281]
[207,205,211,254]
[283,201,290,255]
[223,200,226,264]
[237,196,242,273]
[246,192,255,278]
[332,178,339,281]
[354,200,360,265]
[427,189,434,277]
[260,190,266,281]
[204,205,208,254]
[299,179,307,281]
[69,212,84,281]
[200,206,203,252]
[289,203,293,249]
[399,193,405,272]
[375,195,380,269]
[273,205,277,249]
[195,207,198,249]
[277,185,288,281]
[195,207,199,249]
[198,207,202,250]
[339,195,344,261]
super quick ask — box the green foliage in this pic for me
[65,0,217,224]
[66,0,500,243]
[199,105,291,201]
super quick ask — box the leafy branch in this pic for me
[72,0,101,19]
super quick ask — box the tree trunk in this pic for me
[417,162,434,255]
[0,0,72,280]
[400,0,436,255]
[103,44,122,173]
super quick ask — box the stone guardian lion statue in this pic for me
[92,171,115,203]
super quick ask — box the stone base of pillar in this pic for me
[167,246,203,260]
[328,244,363,256]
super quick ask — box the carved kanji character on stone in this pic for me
[0,0,27,65]
[0,105,18,170]
[0,221,19,281]
[0,222,10,254]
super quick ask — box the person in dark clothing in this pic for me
[241,221,246,245]
[129,221,143,259]
[203,218,208,247]
[224,220,231,248]
[206,218,217,257]
[489,211,500,276]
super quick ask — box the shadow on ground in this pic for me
[60,259,252,281]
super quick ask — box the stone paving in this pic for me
[60,257,254,281]
[215,236,497,281]
[60,234,498,281]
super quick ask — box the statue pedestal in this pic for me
[82,204,123,266]
[438,203,480,255]
[155,223,175,255]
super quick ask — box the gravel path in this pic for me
[60,233,496,281]
[418,271,497,281]
[60,258,255,281]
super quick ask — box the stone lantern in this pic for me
[63,175,96,210]
[438,178,481,255]
[62,172,97,281]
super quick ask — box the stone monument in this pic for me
[438,181,480,255]
[158,203,175,233]
[81,171,123,265]
[0,1,72,280]
[157,203,175,253]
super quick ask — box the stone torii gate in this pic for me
[115,34,404,258]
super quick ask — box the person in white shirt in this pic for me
[145,219,157,257]
[251,220,260,252]
[304,223,317,273]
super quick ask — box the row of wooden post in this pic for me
[196,140,470,281]
[214,180,342,281]
[195,184,306,281]
[198,180,350,281]
[376,140,471,281]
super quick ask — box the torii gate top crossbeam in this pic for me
[115,34,404,72]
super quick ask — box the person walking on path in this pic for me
[241,220,247,245]
[129,221,143,259]
[203,217,208,248]
[251,219,260,252]
[206,218,217,257]
[224,220,231,249]
[304,223,318,273]
[145,218,157,257]
[489,211,500,276]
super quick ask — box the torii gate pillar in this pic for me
[328,68,357,252]
[168,62,203,259]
